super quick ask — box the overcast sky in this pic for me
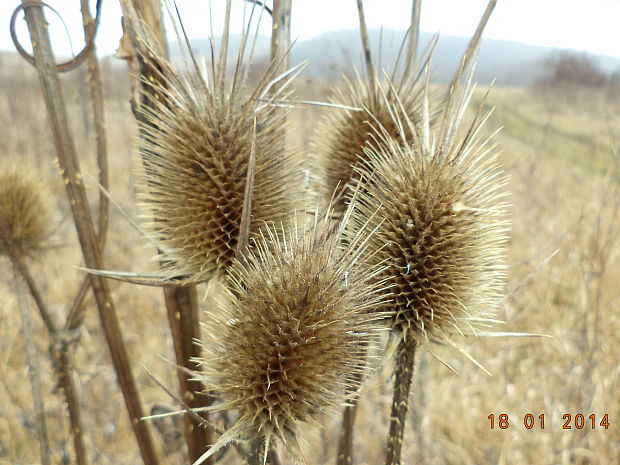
[2,0,620,59]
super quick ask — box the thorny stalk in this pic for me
[19,2,159,464]
[385,336,417,465]
[64,0,111,332]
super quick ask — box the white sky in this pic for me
[2,0,620,59]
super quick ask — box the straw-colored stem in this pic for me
[163,286,213,462]
[336,343,368,465]
[20,3,159,464]
[271,0,292,70]
[336,388,361,465]
[65,0,111,332]
[385,334,417,465]
[54,344,89,465]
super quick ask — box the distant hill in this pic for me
[3,29,618,88]
[169,29,620,87]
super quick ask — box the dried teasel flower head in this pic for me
[311,51,433,215]
[348,70,509,344]
[195,205,389,463]
[0,169,52,256]
[136,26,302,283]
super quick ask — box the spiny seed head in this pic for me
[0,170,51,256]
[349,86,509,341]
[138,63,300,283]
[312,71,424,213]
[198,211,388,457]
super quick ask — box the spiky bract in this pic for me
[199,212,387,458]
[312,72,424,213]
[349,88,509,341]
[0,171,51,255]
[139,64,300,283]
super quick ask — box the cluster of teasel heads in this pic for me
[131,9,508,465]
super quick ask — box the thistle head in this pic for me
[137,53,301,283]
[349,78,509,342]
[0,170,51,256]
[198,208,388,460]
[312,70,425,214]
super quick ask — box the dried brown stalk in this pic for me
[385,337,416,465]
[64,0,111,332]
[271,0,292,69]
[20,2,159,464]
[117,1,211,462]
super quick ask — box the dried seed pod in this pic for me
[196,209,388,462]
[312,71,425,214]
[349,84,509,341]
[0,170,51,256]
[137,55,301,283]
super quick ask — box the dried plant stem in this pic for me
[385,335,417,465]
[163,286,211,461]
[336,376,362,465]
[117,2,212,462]
[336,343,368,465]
[1,229,88,465]
[12,268,52,465]
[65,0,111,332]
[271,0,291,69]
[21,3,159,464]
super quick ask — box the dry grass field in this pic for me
[1,57,619,465]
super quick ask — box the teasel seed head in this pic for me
[196,207,388,462]
[312,70,425,214]
[349,79,509,342]
[138,54,301,283]
[0,170,51,256]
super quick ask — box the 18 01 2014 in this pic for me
[487,413,610,429]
